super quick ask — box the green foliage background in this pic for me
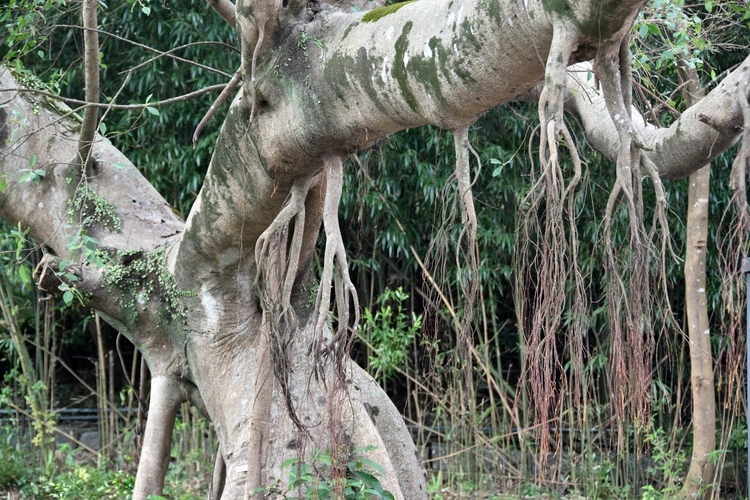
[1,0,750,497]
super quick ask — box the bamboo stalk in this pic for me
[95,313,107,463]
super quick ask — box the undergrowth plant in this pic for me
[279,446,395,500]
[361,287,421,383]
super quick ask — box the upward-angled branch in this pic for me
[77,0,99,175]
[206,0,236,27]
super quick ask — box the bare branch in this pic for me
[123,41,238,77]
[3,84,229,110]
[193,70,242,148]
[55,24,236,79]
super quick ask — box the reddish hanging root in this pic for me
[515,20,580,459]
[595,36,683,429]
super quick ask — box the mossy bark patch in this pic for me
[361,0,416,23]
[392,21,420,114]
[323,49,389,112]
[406,37,448,106]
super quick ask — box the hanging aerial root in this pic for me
[515,20,579,458]
[193,70,242,148]
[452,126,480,400]
[641,152,680,315]
[594,37,659,426]
[255,175,314,314]
[314,156,359,364]
[253,174,314,434]
[596,47,640,240]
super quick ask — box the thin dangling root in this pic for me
[594,37,663,426]
[514,20,579,458]
[314,156,359,361]
[452,125,479,399]
[193,70,242,148]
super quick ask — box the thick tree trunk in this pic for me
[2,1,750,498]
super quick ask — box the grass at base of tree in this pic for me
[0,438,211,500]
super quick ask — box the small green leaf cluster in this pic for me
[18,154,44,183]
[125,0,153,16]
[280,446,395,500]
[2,0,66,66]
[54,259,86,306]
[5,107,30,148]
[68,184,121,232]
[362,287,422,382]
[103,246,192,322]
[17,459,135,500]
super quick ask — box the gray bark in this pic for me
[0,1,748,498]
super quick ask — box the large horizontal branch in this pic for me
[177,0,646,268]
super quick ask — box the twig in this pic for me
[55,24,235,78]
[3,83,228,110]
[193,70,242,148]
[123,41,238,76]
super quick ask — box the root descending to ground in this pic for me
[515,20,583,457]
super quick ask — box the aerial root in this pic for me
[248,25,265,123]
[453,126,479,303]
[595,36,664,424]
[315,155,359,361]
[516,20,580,457]
[255,175,314,314]
[253,175,314,434]
[595,41,643,243]
[207,447,226,500]
[452,126,480,398]
[193,70,242,148]
[641,152,680,316]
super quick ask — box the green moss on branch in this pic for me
[361,0,415,23]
